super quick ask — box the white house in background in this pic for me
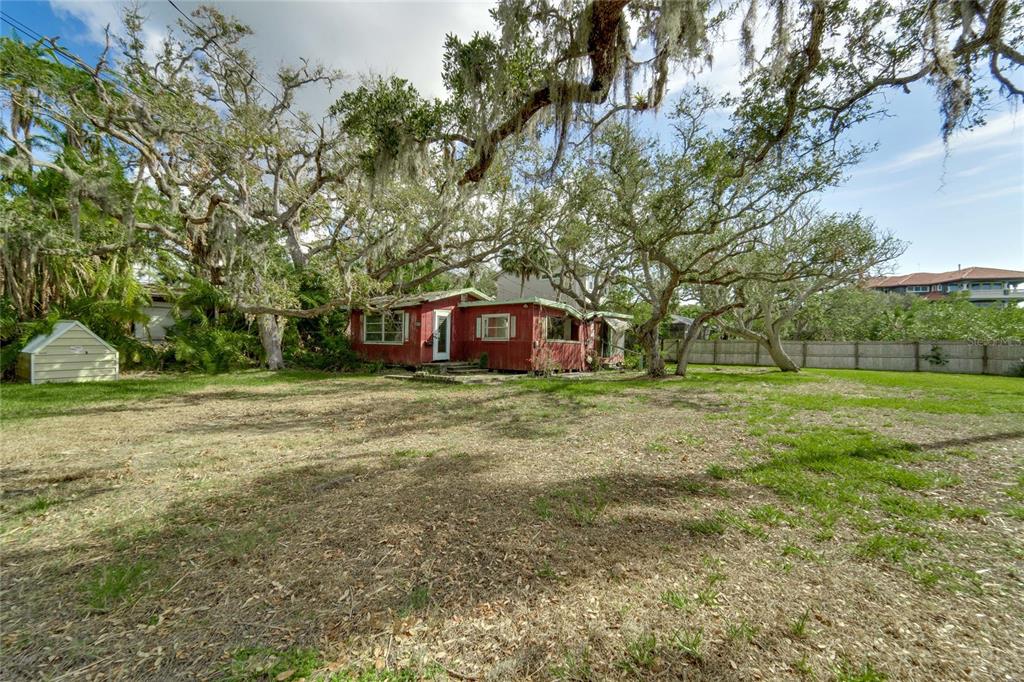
[133,290,176,341]
[495,272,595,309]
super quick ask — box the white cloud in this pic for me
[934,184,1024,208]
[858,112,1024,176]
[50,0,496,115]
[949,150,1021,178]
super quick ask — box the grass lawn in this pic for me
[1,367,1022,680]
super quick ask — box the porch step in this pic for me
[424,361,483,375]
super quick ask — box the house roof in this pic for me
[866,267,1024,288]
[602,316,632,333]
[670,315,695,326]
[587,310,633,321]
[363,288,492,310]
[458,297,587,319]
[21,320,116,355]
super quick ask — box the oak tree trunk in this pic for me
[674,323,704,377]
[640,325,666,378]
[258,314,286,370]
[764,326,799,372]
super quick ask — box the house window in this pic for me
[364,312,404,344]
[480,314,511,341]
[908,285,929,293]
[545,315,579,341]
[546,316,567,340]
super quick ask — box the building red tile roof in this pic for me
[865,267,1024,288]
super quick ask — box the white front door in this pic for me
[432,310,451,361]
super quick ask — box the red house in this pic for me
[349,288,630,372]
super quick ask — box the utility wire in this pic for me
[1,9,193,106]
[1,10,128,94]
[165,0,320,136]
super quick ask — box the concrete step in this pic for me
[424,361,481,374]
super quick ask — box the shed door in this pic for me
[432,310,451,361]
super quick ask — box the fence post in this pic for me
[914,341,921,372]
[801,342,808,368]
[755,342,761,366]
[713,339,720,365]
[982,343,989,375]
[854,341,860,370]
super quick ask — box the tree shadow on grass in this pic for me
[1,370,397,420]
[2,451,736,680]
[167,380,733,446]
[920,430,1024,451]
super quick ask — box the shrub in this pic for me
[168,324,261,373]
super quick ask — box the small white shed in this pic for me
[16,320,119,385]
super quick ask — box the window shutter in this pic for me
[476,316,482,339]
[564,317,572,340]
[509,315,516,338]
[403,312,410,342]
[361,314,366,343]
[541,316,547,339]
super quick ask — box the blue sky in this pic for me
[3,1,1022,274]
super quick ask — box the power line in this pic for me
[0,10,219,154]
[1,10,127,93]
[1,9,191,105]
[165,0,320,136]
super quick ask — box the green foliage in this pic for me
[788,609,812,638]
[165,283,261,373]
[671,627,704,659]
[284,296,361,371]
[0,370,340,422]
[793,288,1024,342]
[224,646,323,681]
[82,560,153,612]
[705,464,730,480]
[401,584,430,614]
[618,631,658,673]
[680,515,726,537]
[14,494,62,515]
[330,76,444,177]
[168,325,260,374]
[660,589,691,611]
[0,265,159,379]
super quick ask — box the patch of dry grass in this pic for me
[1,367,1021,680]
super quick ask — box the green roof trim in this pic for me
[362,288,492,310]
[458,297,586,319]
